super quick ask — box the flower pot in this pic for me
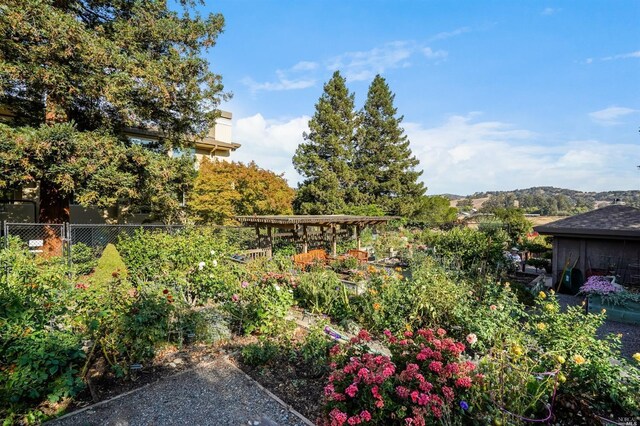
[587,295,640,325]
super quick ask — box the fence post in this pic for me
[65,222,72,272]
[2,220,6,249]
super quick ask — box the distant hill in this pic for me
[447,187,640,215]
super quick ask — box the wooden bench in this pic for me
[346,249,369,263]
[292,249,329,268]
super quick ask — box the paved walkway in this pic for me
[48,357,313,426]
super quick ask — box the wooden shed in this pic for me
[534,205,640,287]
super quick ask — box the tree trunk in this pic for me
[39,180,70,223]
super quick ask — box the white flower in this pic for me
[212,260,218,267]
[274,284,281,291]
[210,250,216,256]
[198,261,206,270]
[466,333,478,345]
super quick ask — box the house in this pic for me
[534,204,640,287]
[0,110,240,223]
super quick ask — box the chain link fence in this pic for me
[1,222,256,260]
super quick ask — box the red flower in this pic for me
[162,288,169,294]
[455,376,472,389]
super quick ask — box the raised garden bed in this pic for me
[587,295,640,325]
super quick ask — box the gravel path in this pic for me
[48,357,312,426]
[557,294,640,360]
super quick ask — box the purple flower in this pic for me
[460,400,469,411]
[579,276,621,295]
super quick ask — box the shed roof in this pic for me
[235,215,398,227]
[534,204,640,239]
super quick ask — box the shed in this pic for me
[534,205,640,288]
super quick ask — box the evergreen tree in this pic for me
[354,75,425,216]
[0,0,226,222]
[292,71,357,214]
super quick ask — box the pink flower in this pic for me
[419,381,433,393]
[357,329,372,341]
[371,385,381,399]
[490,304,497,311]
[455,376,472,389]
[437,328,446,337]
[330,409,348,425]
[347,416,361,425]
[324,384,335,396]
[396,386,410,398]
[231,294,240,302]
[442,386,455,402]
[428,361,443,373]
[466,333,478,345]
[345,383,358,397]
[382,365,395,378]
[383,329,392,337]
[404,330,414,338]
[241,281,249,288]
[375,399,384,408]
[360,410,372,422]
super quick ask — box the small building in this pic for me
[534,205,640,287]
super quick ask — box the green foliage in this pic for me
[293,71,358,214]
[298,323,335,377]
[241,338,281,367]
[225,272,295,336]
[295,269,345,315]
[409,195,458,228]
[492,208,532,244]
[0,0,225,222]
[91,243,128,287]
[419,227,509,273]
[189,158,294,225]
[117,227,237,305]
[354,74,425,216]
[71,242,97,276]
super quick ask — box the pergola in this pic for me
[235,215,398,256]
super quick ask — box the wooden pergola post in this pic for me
[266,226,273,257]
[331,225,337,256]
[302,225,308,253]
[356,224,362,250]
[255,225,260,248]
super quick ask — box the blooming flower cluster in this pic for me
[321,328,477,426]
[579,276,622,295]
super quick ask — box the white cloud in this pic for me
[602,50,640,61]
[428,27,471,42]
[586,50,640,63]
[231,112,640,195]
[291,61,318,72]
[241,62,318,93]
[233,114,309,186]
[403,114,640,194]
[422,47,448,59]
[327,41,446,82]
[588,106,638,125]
[541,7,561,16]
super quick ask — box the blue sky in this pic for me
[198,1,639,195]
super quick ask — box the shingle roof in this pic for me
[534,204,640,238]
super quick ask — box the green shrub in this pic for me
[241,339,280,367]
[298,323,333,377]
[90,243,127,286]
[295,269,345,315]
[71,242,98,276]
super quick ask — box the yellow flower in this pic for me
[632,353,640,363]
[557,372,566,383]
[538,291,547,299]
[572,354,586,365]
[373,303,381,311]
[368,289,378,295]
[601,308,606,314]
[556,355,566,364]
[405,323,412,332]
[549,289,555,295]
[536,323,546,331]
[510,344,524,356]
[544,303,557,313]
[395,267,402,272]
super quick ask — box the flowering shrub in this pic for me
[578,276,622,296]
[321,328,476,425]
[224,271,295,335]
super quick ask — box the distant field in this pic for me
[528,216,565,226]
